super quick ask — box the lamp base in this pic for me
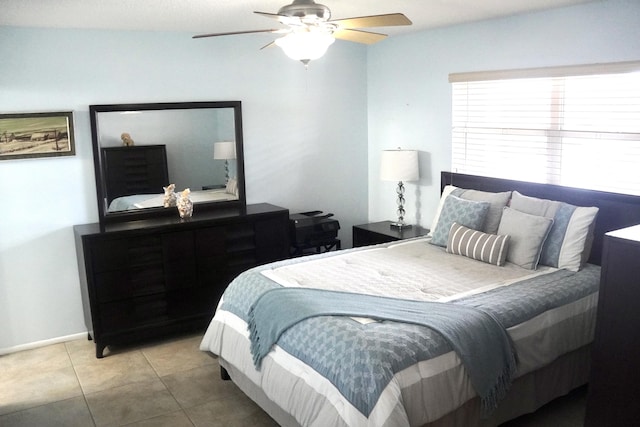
[390,222,413,230]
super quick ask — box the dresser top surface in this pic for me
[606,224,640,243]
[74,203,288,236]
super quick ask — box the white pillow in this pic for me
[226,178,238,197]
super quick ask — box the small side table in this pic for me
[352,221,429,248]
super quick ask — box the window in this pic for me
[450,62,640,196]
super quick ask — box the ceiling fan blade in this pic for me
[332,28,387,45]
[254,11,285,20]
[260,41,276,50]
[192,29,281,39]
[255,10,304,27]
[331,13,412,29]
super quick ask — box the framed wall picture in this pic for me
[0,111,75,160]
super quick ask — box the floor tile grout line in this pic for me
[65,340,177,426]
[3,337,246,426]
[0,396,92,423]
[0,343,71,419]
[65,340,98,427]
[141,343,203,426]
[138,347,198,426]
[156,374,198,427]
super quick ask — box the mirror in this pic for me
[90,101,246,225]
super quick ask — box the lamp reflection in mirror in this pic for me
[274,30,335,67]
[213,141,236,183]
[380,148,419,229]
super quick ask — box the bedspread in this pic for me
[202,238,600,426]
[247,287,517,415]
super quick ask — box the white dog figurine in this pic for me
[163,184,177,208]
[176,188,193,219]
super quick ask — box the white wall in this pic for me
[0,27,369,352]
[367,0,640,229]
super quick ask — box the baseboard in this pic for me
[0,332,88,356]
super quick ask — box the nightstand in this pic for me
[352,221,429,247]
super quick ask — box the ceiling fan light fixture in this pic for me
[274,31,335,64]
[278,0,331,21]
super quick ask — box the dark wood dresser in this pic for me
[74,203,289,358]
[102,145,169,203]
[585,224,640,426]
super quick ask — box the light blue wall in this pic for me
[1,0,638,352]
[0,27,369,352]
[367,0,640,228]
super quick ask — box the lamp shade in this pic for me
[380,149,419,182]
[213,141,236,160]
[274,31,335,62]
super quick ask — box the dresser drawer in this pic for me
[195,227,227,256]
[255,216,290,263]
[100,294,169,331]
[225,223,257,253]
[91,236,163,273]
[162,231,195,261]
[165,259,198,290]
[167,288,219,318]
[94,266,165,303]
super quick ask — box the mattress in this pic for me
[200,238,599,427]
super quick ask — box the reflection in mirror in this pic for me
[90,101,245,225]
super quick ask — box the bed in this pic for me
[200,172,640,427]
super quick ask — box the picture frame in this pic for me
[0,111,75,160]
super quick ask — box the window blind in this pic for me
[450,62,640,196]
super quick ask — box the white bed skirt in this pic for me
[219,344,590,427]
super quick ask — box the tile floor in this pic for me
[0,333,277,426]
[0,333,586,426]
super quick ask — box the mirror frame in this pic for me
[89,101,246,225]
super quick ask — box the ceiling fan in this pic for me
[193,0,412,66]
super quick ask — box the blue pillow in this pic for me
[430,195,490,247]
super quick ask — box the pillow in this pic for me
[497,207,554,270]
[446,222,510,266]
[226,178,238,197]
[429,185,458,236]
[509,191,599,271]
[454,188,512,234]
[429,186,511,235]
[429,195,490,247]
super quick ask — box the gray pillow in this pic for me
[509,191,598,271]
[452,188,512,234]
[430,195,490,247]
[446,222,510,266]
[497,207,554,270]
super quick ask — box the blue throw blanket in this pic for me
[248,287,518,415]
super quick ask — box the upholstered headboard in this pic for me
[441,172,640,265]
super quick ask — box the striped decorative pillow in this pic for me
[446,222,510,266]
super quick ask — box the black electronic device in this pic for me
[289,210,340,245]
